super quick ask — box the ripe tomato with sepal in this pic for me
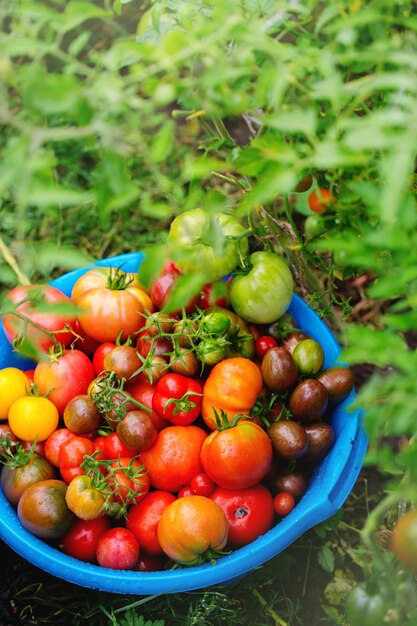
[58,436,95,483]
[201,415,273,490]
[152,373,203,426]
[34,348,95,415]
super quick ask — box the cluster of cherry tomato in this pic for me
[0,255,354,572]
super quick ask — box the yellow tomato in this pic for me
[8,396,59,442]
[0,367,29,420]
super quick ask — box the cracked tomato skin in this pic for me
[210,484,275,547]
[157,495,229,564]
[140,425,207,493]
[201,420,273,490]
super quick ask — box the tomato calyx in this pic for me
[106,266,135,291]
[212,408,246,431]
[164,390,204,417]
[171,547,231,568]
[0,434,36,468]
[251,393,291,427]
[90,371,151,422]
[80,453,148,518]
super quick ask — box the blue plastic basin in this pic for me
[0,252,367,594]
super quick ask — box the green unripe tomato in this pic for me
[201,312,231,337]
[304,214,326,238]
[167,208,248,282]
[345,582,393,626]
[229,252,294,324]
[292,339,324,376]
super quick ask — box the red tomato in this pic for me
[2,284,77,357]
[92,342,116,375]
[24,369,35,383]
[58,436,95,483]
[137,331,172,360]
[152,373,203,426]
[44,428,76,468]
[210,484,275,547]
[308,188,334,214]
[34,349,95,415]
[96,527,139,570]
[273,492,296,517]
[20,440,45,458]
[140,425,207,492]
[106,457,150,507]
[150,269,198,314]
[126,376,170,432]
[61,516,111,562]
[255,336,278,360]
[178,486,194,498]
[199,281,230,309]
[190,473,215,497]
[72,267,152,343]
[92,435,108,462]
[201,421,273,490]
[126,490,176,556]
[101,432,137,460]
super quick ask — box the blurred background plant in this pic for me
[1,0,417,623]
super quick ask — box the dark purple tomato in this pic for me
[289,379,328,422]
[267,420,308,460]
[261,347,298,394]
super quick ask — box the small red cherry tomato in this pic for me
[96,527,140,570]
[101,432,137,460]
[126,490,176,556]
[58,436,95,483]
[152,373,203,426]
[190,472,215,497]
[126,376,170,432]
[199,281,229,309]
[273,492,296,517]
[44,428,76,468]
[178,486,194,498]
[61,516,111,562]
[210,484,275,547]
[308,188,334,214]
[92,342,116,375]
[255,336,278,360]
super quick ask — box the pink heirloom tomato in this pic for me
[2,284,77,357]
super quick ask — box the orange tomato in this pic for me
[201,357,263,430]
[157,495,229,564]
[140,425,207,492]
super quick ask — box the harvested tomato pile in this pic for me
[0,232,354,572]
